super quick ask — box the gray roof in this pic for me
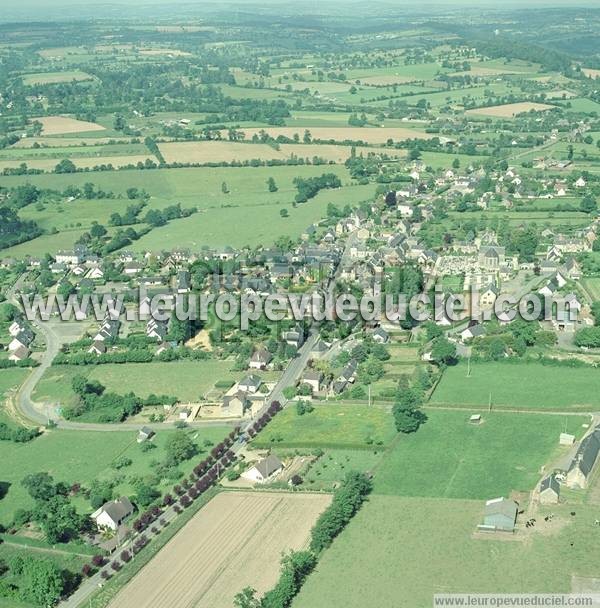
[254,455,283,479]
[540,475,560,495]
[101,497,134,523]
[569,428,600,477]
[484,497,517,522]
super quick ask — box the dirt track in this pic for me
[109,491,331,608]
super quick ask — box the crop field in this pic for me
[158,141,405,164]
[34,360,247,407]
[108,491,332,608]
[237,126,434,143]
[582,278,600,300]
[466,102,556,117]
[21,70,94,85]
[430,361,600,410]
[252,403,397,449]
[373,409,586,498]
[33,115,106,135]
[0,155,154,171]
[0,426,230,526]
[293,496,600,608]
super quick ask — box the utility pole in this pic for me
[467,356,471,378]
[488,392,492,412]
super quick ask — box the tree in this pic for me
[580,195,598,215]
[55,159,77,174]
[280,208,289,218]
[113,114,126,131]
[221,181,229,194]
[135,483,160,507]
[267,177,278,192]
[164,430,197,466]
[393,388,426,433]
[430,337,457,365]
[11,556,65,607]
[21,473,59,502]
[234,587,260,608]
[90,223,107,239]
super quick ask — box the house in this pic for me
[91,497,134,531]
[310,339,329,360]
[460,323,486,342]
[88,340,107,356]
[479,284,498,308]
[9,328,34,352]
[371,327,389,344]
[221,391,248,417]
[9,345,30,362]
[479,497,518,532]
[565,427,600,489]
[302,370,323,393]
[539,475,560,505]
[238,374,262,394]
[249,348,272,370]
[175,271,191,294]
[282,325,305,349]
[123,261,143,276]
[137,427,155,443]
[241,455,284,483]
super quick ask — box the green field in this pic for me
[22,70,94,85]
[582,278,600,300]
[373,409,586,498]
[0,426,229,526]
[303,449,384,490]
[293,496,600,608]
[430,361,600,410]
[253,403,397,449]
[34,360,248,407]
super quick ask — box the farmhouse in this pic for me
[238,374,262,393]
[241,455,285,483]
[221,391,248,417]
[565,427,600,489]
[91,496,134,531]
[9,345,30,362]
[249,348,272,370]
[479,497,518,532]
[539,475,560,504]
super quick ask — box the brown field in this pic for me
[33,116,106,135]
[13,136,125,148]
[108,491,332,608]
[582,68,600,80]
[0,155,154,172]
[466,102,556,117]
[239,126,433,143]
[357,75,414,85]
[158,140,405,164]
[138,48,192,56]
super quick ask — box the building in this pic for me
[249,348,272,370]
[238,375,262,394]
[137,427,155,443]
[539,475,560,504]
[91,497,134,531]
[9,345,30,362]
[241,455,284,483]
[221,391,248,417]
[479,497,518,532]
[302,370,323,393]
[565,427,600,489]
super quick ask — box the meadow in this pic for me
[0,426,230,526]
[252,403,397,449]
[21,70,94,85]
[293,497,600,608]
[33,360,247,407]
[372,409,587,498]
[430,361,600,410]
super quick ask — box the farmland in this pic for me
[0,426,230,526]
[373,409,587,499]
[293,497,600,608]
[465,102,556,117]
[33,116,106,135]
[252,403,397,449]
[108,491,331,608]
[430,362,600,411]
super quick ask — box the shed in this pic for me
[539,475,560,505]
[481,497,518,532]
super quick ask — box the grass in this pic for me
[22,70,93,85]
[303,449,384,490]
[34,360,247,407]
[293,496,600,608]
[0,426,229,527]
[430,361,600,411]
[0,368,30,426]
[252,403,397,449]
[582,278,600,300]
[373,409,586,499]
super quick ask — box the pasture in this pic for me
[22,70,94,85]
[108,491,331,608]
[582,278,600,300]
[373,409,587,499]
[34,360,245,407]
[430,361,600,410]
[252,403,397,449]
[0,426,230,526]
[237,126,433,143]
[293,496,600,608]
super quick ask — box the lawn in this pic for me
[293,496,600,608]
[22,70,94,85]
[373,409,587,499]
[0,426,229,526]
[253,403,397,449]
[303,449,385,490]
[33,360,246,408]
[430,361,600,410]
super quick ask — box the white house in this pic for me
[241,455,284,484]
[91,496,134,531]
